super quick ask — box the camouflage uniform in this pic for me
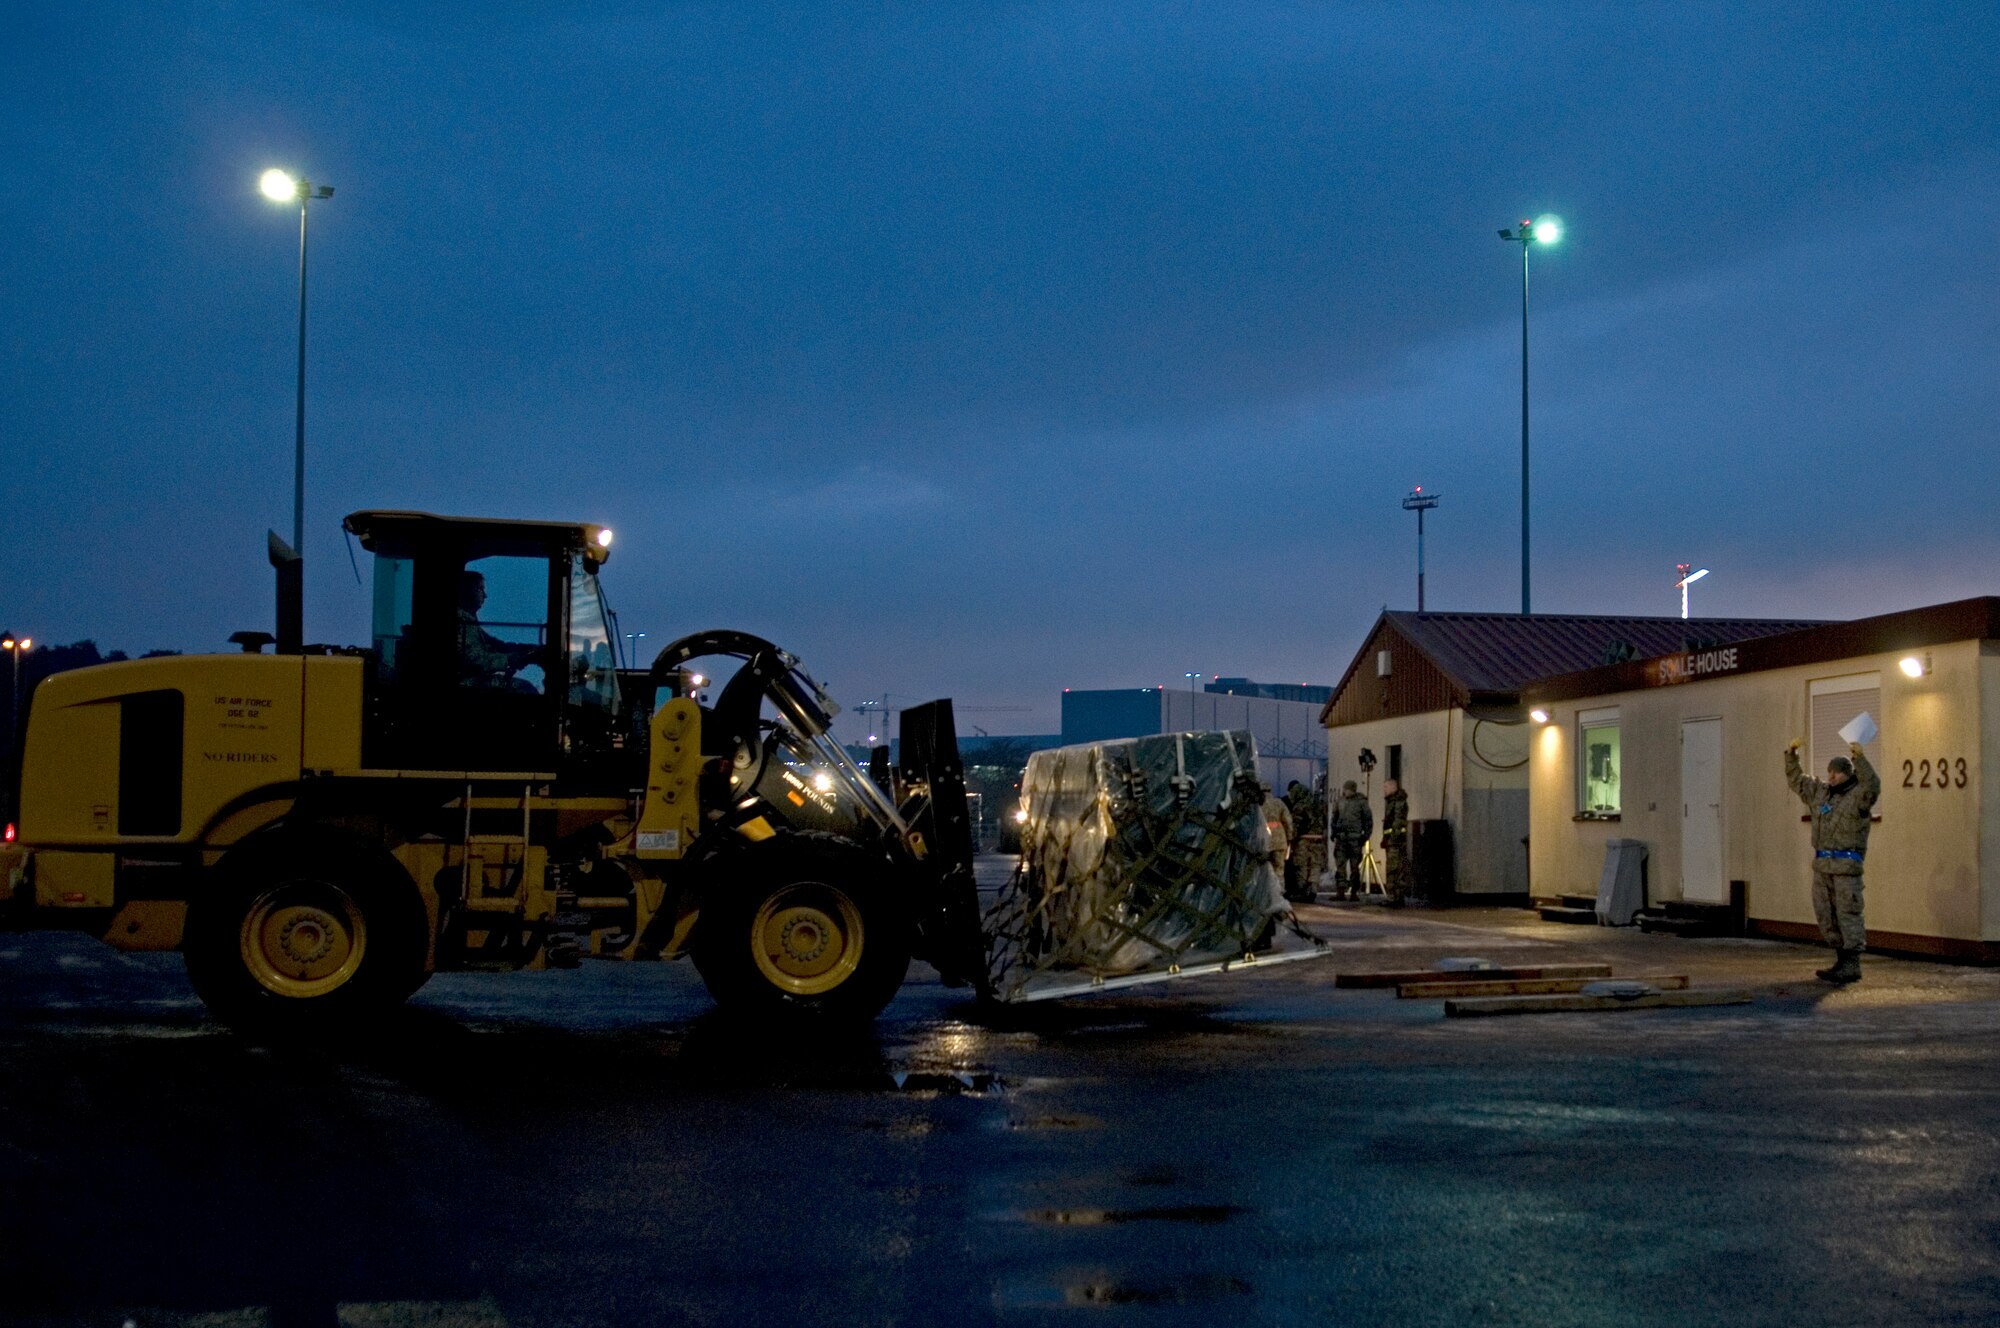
[458,607,523,684]
[1263,794,1295,894]
[1785,744,1880,955]
[1279,782,1319,900]
[1329,789,1373,896]
[1284,781,1326,840]
[1381,787,1413,904]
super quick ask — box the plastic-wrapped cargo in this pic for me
[985,730,1312,1002]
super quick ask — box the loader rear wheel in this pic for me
[693,839,911,1021]
[185,832,427,1032]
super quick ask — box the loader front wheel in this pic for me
[185,832,427,1033]
[693,840,910,1021]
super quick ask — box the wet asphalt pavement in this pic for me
[5,858,2000,1327]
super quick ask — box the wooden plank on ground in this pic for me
[1445,988,1753,1017]
[1399,974,1690,999]
[1335,963,1611,990]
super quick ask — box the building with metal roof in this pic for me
[1520,597,2000,960]
[1319,611,1824,900]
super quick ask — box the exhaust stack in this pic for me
[267,530,302,655]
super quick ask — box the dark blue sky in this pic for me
[5,3,1996,738]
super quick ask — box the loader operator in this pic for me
[458,570,540,689]
[1785,738,1880,984]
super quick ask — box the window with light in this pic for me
[1578,708,1621,816]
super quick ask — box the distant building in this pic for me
[1204,677,1334,706]
[958,734,1063,762]
[1061,687,1326,789]
[1321,611,1823,899]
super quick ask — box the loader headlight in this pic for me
[595,528,614,548]
[813,771,834,794]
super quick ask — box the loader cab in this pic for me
[343,511,624,780]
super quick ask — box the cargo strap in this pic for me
[985,737,1290,1000]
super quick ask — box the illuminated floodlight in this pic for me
[1533,214,1563,245]
[1529,707,1551,724]
[260,169,300,202]
[1900,656,1927,679]
[595,528,613,548]
[1013,807,1030,824]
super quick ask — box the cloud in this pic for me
[4,3,1997,734]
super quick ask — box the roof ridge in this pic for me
[1387,610,1828,626]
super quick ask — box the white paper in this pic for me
[1838,711,1878,746]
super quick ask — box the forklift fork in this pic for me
[894,700,986,992]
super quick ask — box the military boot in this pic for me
[1816,949,1861,984]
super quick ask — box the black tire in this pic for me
[184,830,429,1032]
[691,837,911,1021]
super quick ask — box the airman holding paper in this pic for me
[1785,730,1880,984]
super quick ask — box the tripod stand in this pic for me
[1357,764,1384,894]
[1356,837,1385,894]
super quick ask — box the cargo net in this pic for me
[984,730,1309,1002]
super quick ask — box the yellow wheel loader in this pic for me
[0,512,985,1028]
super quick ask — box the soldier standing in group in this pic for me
[1282,779,1326,900]
[1785,738,1880,983]
[1380,777,1412,907]
[1262,787,1295,893]
[1329,781,1373,899]
[1278,781,1306,900]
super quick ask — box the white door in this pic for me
[1681,718,1725,904]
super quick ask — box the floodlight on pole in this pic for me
[261,167,334,556]
[1497,213,1563,615]
[1675,563,1710,619]
[1400,486,1441,611]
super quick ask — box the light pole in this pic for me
[1401,486,1441,611]
[1675,564,1709,619]
[624,631,647,666]
[1497,213,1561,615]
[261,168,335,556]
